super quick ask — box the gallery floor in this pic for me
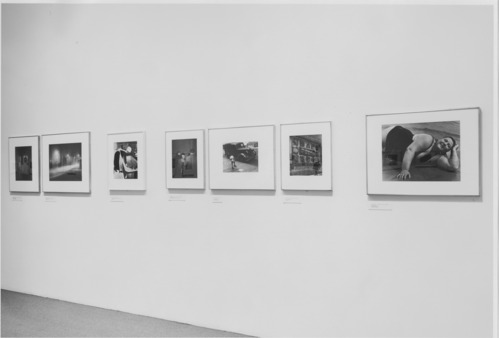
[1,290,251,337]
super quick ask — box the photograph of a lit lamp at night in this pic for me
[48,143,82,181]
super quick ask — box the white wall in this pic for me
[1,4,495,337]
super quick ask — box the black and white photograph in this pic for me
[382,121,460,182]
[9,136,40,192]
[280,122,332,191]
[42,132,91,193]
[15,146,33,181]
[172,139,197,178]
[366,108,480,196]
[113,141,138,179]
[289,135,322,176]
[108,131,146,191]
[209,125,275,190]
[49,143,82,181]
[165,130,205,189]
[222,141,258,173]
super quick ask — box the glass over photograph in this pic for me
[289,135,322,176]
[49,143,82,181]
[9,135,40,193]
[171,139,197,179]
[223,141,258,173]
[113,141,138,179]
[382,121,460,181]
[15,146,32,181]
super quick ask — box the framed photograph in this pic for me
[280,122,332,190]
[165,129,205,189]
[209,125,275,190]
[42,132,91,193]
[9,136,40,192]
[366,108,480,196]
[108,131,146,191]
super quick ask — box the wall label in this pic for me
[283,197,302,205]
[368,203,392,211]
[169,195,186,202]
[212,197,223,204]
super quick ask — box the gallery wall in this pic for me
[1,4,495,337]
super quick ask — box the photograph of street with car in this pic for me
[222,141,258,173]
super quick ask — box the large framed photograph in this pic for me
[9,136,40,192]
[209,125,275,190]
[108,131,146,191]
[366,108,480,196]
[42,132,91,193]
[280,122,332,190]
[165,129,205,189]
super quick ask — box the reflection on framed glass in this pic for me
[209,125,275,190]
[165,129,205,189]
[366,108,480,196]
[108,131,146,191]
[42,132,91,193]
[280,121,332,190]
[9,136,40,192]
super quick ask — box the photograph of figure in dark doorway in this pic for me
[49,143,82,181]
[382,121,460,181]
[289,135,322,176]
[172,139,197,178]
[113,141,138,179]
[222,142,258,173]
[15,146,32,181]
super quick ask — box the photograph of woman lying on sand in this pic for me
[381,121,460,182]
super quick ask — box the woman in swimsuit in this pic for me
[382,125,460,180]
